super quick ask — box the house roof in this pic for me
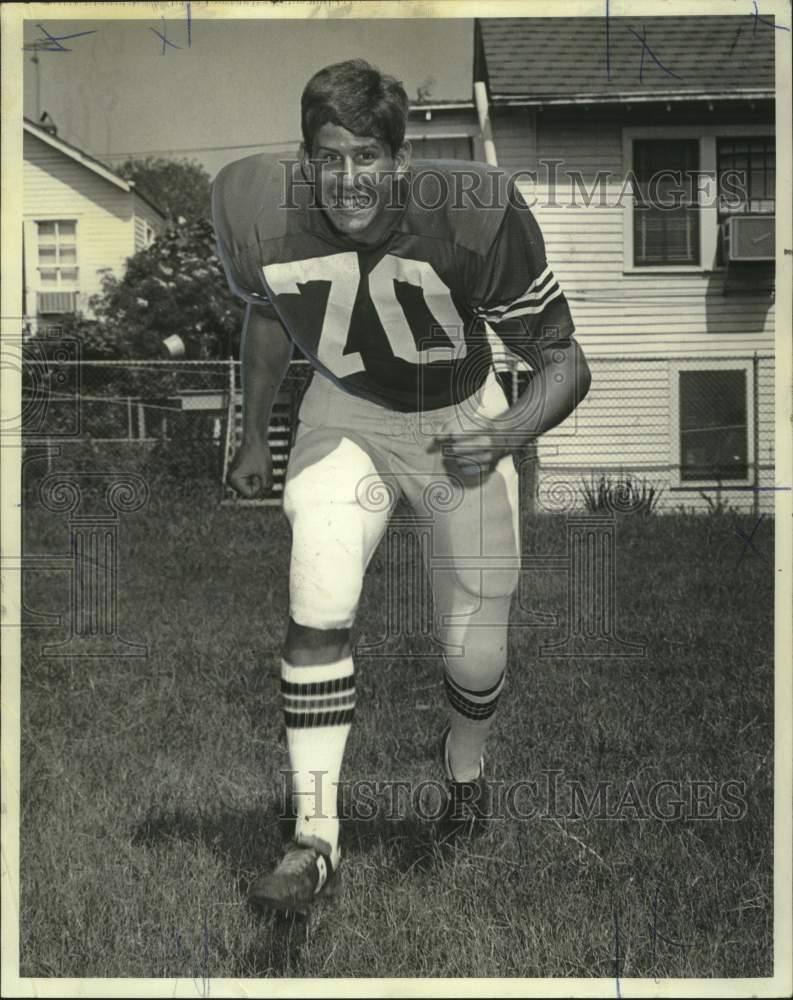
[23,118,167,219]
[478,15,776,104]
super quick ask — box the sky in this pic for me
[22,15,474,180]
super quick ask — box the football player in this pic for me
[211,59,591,914]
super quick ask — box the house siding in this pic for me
[491,107,776,514]
[133,193,166,251]
[134,216,146,252]
[407,107,485,161]
[23,130,135,316]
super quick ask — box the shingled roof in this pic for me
[477,15,776,103]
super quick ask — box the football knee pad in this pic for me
[283,435,393,630]
[286,502,368,630]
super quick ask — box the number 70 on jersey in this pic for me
[263,252,469,378]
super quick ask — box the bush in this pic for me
[581,472,664,515]
[36,219,245,363]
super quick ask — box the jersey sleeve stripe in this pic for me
[476,268,564,322]
[489,284,564,322]
[476,265,554,318]
[478,280,563,323]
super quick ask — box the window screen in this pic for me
[679,369,748,481]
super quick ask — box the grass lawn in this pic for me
[18,477,774,980]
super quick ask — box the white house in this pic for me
[22,116,166,333]
[420,15,776,514]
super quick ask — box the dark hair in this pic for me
[301,59,409,156]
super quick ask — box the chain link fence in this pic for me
[17,353,312,499]
[17,345,775,514]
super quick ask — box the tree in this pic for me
[116,157,212,223]
[58,217,245,361]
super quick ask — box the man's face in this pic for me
[305,123,409,239]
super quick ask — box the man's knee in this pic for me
[284,619,351,665]
[287,503,368,631]
[452,564,520,601]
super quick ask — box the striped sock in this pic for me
[281,656,355,866]
[443,667,506,782]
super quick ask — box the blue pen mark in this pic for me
[735,512,767,565]
[728,23,745,55]
[752,1,791,34]
[27,24,98,53]
[613,909,621,999]
[626,25,683,83]
[150,6,193,54]
[649,885,658,969]
[150,17,181,54]
[201,909,210,996]
[647,887,693,959]
[695,485,792,492]
[606,1,788,82]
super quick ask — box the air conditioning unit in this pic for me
[37,291,78,314]
[722,215,775,262]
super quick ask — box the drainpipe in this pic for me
[473,80,498,167]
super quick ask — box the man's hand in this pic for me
[431,416,518,476]
[431,339,591,478]
[227,439,273,499]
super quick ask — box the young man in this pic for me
[212,59,591,914]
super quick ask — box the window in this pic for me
[144,222,155,247]
[678,369,748,481]
[625,127,776,272]
[717,137,775,265]
[633,140,700,266]
[37,220,78,289]
[407,135,474,161]
[717,137,775,216]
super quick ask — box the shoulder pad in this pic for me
[211,152,296,254]
[407,160,513,257]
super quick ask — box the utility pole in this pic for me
[32,49,41,119]
[24,41,43,119]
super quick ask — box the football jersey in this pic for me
[211,153,575,412]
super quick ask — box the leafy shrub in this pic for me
[581,473,664,515]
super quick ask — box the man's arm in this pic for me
[433,335,591,469]
[240,304,294,443]
[449,178,591,467]
[227,304,293,498]
[517,335,591,439]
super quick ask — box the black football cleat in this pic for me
[435,725,493,843]
[247,836,340,915]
